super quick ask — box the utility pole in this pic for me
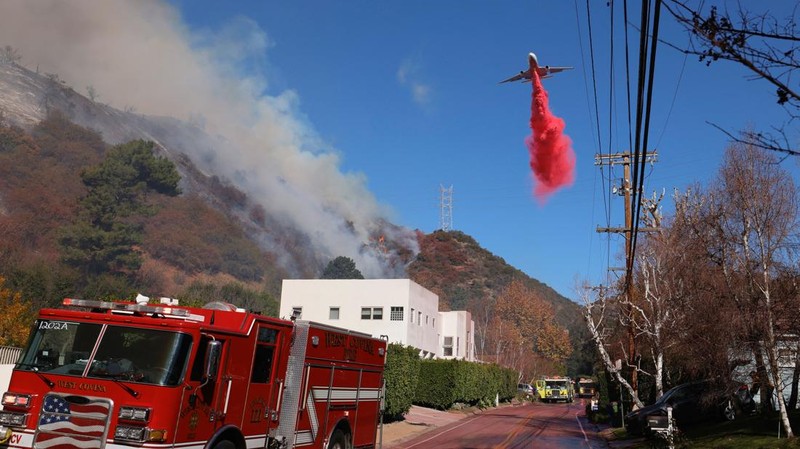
[595,150,658,399]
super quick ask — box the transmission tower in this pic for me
[439,184,453,231]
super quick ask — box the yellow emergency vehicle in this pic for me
[577,377,598,398]
[535,376,574,403]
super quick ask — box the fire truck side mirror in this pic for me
[204,340,222,381]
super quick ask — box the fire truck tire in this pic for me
[327,429,348,449]
[212,440,235,449]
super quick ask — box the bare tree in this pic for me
[624,235,687,399]
[0,45,21,65]
[470,296,494,359]
[581,283,645,409]
[86,86,99,102]
[664,0,800,156]
[710,141,798,436]
[668,187,748,393]
[40,73,65,114]
[487,314,515,366]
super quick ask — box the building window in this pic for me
[329,307,340,320]
[410,308,415,323]
[417,311,422,325]
[390,306,404,321]
[361,307,383,320]
[291,307,302,319]
[443,336,453,357]
[425,315,429,325]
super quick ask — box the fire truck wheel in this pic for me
[327,429,348,449]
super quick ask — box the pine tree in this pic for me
[59,140,180,275]
[321,256,364,279]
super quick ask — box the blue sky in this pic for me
[165,0,798,300]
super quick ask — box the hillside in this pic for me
[407,230,584,337]
[0,114,581,318]
[0,61,418,281]
[0,113,287,311]
[0,58,592,371]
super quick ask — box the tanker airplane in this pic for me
[499,52,573,84]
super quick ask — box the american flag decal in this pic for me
[34,394,111,449]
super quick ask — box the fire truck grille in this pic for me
[34,394,112,449]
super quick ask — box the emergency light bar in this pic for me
[63,298,192,317]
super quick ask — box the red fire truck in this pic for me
[0,298,387,449]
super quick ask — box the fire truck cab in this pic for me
[538,376,574,403]
[0,298,386,449]
[577,378,598,398]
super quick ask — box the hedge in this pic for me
[383,343,421,421]
[413,358,517,410]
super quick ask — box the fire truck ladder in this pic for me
[275,321,311,447]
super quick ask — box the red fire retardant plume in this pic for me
[525,70,576,204]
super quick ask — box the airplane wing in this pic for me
[500,62,573,84]
[542,66,573,76]
[499,69,531,84]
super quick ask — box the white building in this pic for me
[730,340,799,410]
[279,279,476,361]
[439,311,476,361]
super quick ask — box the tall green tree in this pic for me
[59,140,181,275]
[321,256,364,279]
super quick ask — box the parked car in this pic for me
[624,380,755,436]
[517,383,534,397]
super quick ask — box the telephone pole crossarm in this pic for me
[594,151,658,165]
[596,227,659,234]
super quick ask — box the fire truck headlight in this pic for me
[119,406,150,422]
[0,411,27,427]
[115,426,166,442]
[2,393,31,408]
[115,426,145,441]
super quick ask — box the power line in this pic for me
[606,0,617,286]
[629,0,663,288]
[585,0,604,158]
[623,0,634,154]
[654,52,688,149]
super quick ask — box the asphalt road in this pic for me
[386,400,609,449]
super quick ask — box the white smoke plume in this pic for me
[0,0,418,278]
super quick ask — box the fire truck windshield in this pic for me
[17,320,193,386]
